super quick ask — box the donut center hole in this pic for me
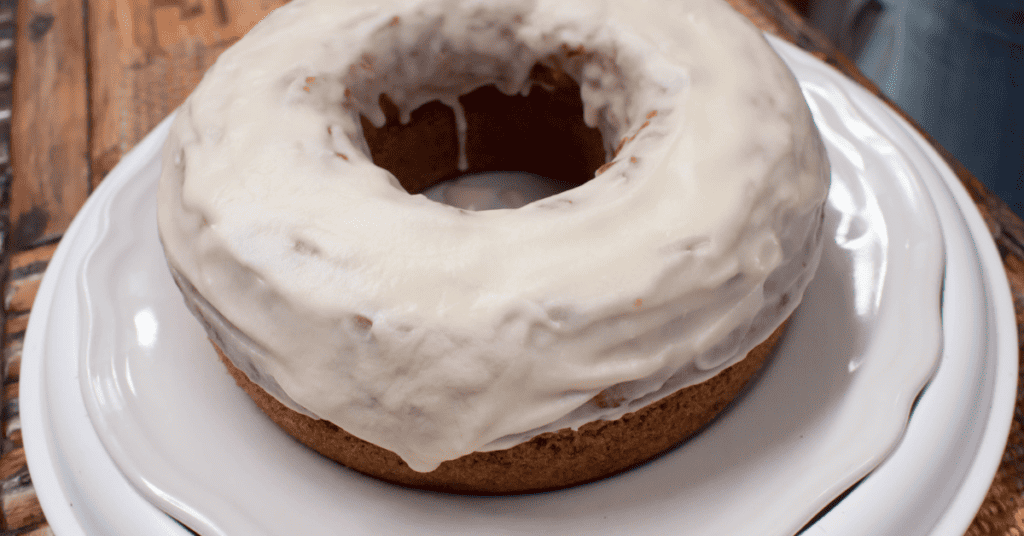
[359,63,606,210]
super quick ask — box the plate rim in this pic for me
[20,115,190,536]
[771,36,1018,535]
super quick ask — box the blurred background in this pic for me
[804,0,1023,216]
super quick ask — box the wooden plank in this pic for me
[3,244,58,352]
[9,0,91,250]
[0,465,45,531]
[3,336,21,383]
[24,526,55,536]
[4,382,19,444]
[3,1,81,531]
[8,243,56,280]
[4,314,26,340]
[0,0,13,262]
[4,277,40,314]
[0,445,24,481]
[87,0,287,184]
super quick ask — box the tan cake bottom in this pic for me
[216,320,787,495]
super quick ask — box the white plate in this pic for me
[20,39,1014,536]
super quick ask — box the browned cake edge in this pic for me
[214,320,787,495]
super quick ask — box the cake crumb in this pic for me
[596,161,616,175]
[614,137,627,156]
[353,315,373,332]
[592,390,626,408]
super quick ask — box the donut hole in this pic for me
[359,62,606,202]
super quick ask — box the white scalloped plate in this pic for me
[21,38,1015,536]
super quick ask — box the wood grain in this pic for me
[9,0,90,251]
[87,0,287,183]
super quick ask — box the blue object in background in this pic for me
[810,0,1024,216]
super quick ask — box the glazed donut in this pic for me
[157,0,830,490]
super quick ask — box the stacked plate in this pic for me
[21,38,1017,535]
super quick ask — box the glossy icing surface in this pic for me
[157,0,830,472]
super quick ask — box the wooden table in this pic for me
[0,0,1022,534]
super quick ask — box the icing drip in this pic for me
[342,5,628,175]
[441,96,470,171]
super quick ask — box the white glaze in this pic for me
[157,0,830,472]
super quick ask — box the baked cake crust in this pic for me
[217,320,786,495]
